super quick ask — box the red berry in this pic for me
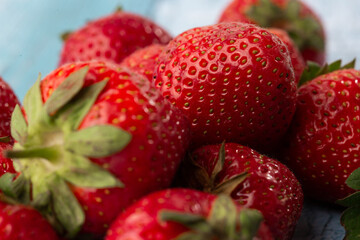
[154,22,296,153]
[59,11,171,66]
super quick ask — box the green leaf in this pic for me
[238,209,264,240]
[44,66,89,116]
[56,79,108,131]
[49,176,84,238]
[346,167,360,190]
[341,206,360,240]
[0,173,22,199]
[23,74,43,126]
[175,232,208,240]
[10,105,28,145]
[208,194,237,239]
[59,152,123,188]
[337,191,360,207]
[64,125,131,158]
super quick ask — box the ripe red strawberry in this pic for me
[178,142,303,240]
[154,22,297,153]
[218,0,326,65]
[267,28,305,84]
[282,63,360,202]
[105,188,274,240]
[0,77,20,141]
[59,10,172,66]
[0,201,60,239]
[0,141,15,177]
[121,44,165,82]
[4,61,190,238]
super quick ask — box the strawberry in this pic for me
[218,0,326,64]
[281,60,360,202]
[0,201,60,239]
[266,28,305,84]
[121,44,165,82]
[105,188,274,240]
[0,140,15,177]
[59,10,172,66]
[154,22,297,153]
[0,77,20,141]
[177,142,303,240]
[3,61,190,238]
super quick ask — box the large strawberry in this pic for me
[121,44,165,82]
[267,28,305,84]
[0,77,20,141]
[154,22,297,153]
[282,60,360,202]
[105,188,274,240]
[218,0,326,65]
[4,61,189,238]
[59,10,172,66]
[177,142,303,240]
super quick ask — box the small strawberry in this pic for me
[218,0,326,64]
[121,44,165,82]
[59,10,171,66]
[0,201,60,239]
[177,142,303,240]
[0,139,15,177]
[282,60,360,202]
[267,28,305,84]
[4,61,189,238]
[105,188,274,240]
[154,22,297,153]
[0,77,20,141]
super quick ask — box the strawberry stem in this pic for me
[5,146,61,161]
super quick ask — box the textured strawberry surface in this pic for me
[105,188,273,240]
[154,22,296,153]
[191,143,303,240]
[282,69,360,202]
[39,61,190,234]
[59,11,172,66]
[0,142,15,177]
[0,202,59,239]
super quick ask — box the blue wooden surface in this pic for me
[1,0,360,239]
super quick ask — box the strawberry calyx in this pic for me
[298,59,356,87]
[1,67,131,238]
[160,194,263,240]
[337,167,360,239]
[184,142,248,196]
[246,0,324,53]
[0,136,10,143]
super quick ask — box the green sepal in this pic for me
[299,59,356,87]
[210,141,225,183]
[340,206,360,240]
[10,105,28,145]
[212,172,248,195]
[238,209,264,240]
[0,173,23,199]
[64,125,131,158]
[208,194,237,239]
[55,79,108,131]
[337,191,360,207]
[44,66,89,116]
[0,136,10,143]
[246,0,324,52]
[345,167,360,190]
[59,152,123,188]
[23,74,43,126]
[61,31,72,41]
[175,233,208,240]
[49,176,85,238]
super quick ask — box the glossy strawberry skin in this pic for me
[154,22,296,153]
[121,44,165,82]
[0,202,59,240]
[40,61,190,235]
[105,188,273,240]
[0,142,15,177]
[0,77,20,141]
[267,28,305,84]
[190,143,303,240]
[218,0,326,64]
[59,11,172,66]
[282,69,360,202]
